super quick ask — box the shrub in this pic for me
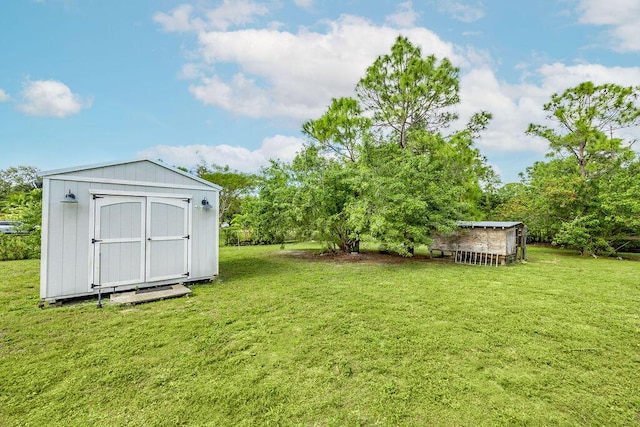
[0,232,40,261]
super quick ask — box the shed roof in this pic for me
[457,221,524,229]
[41,158,221,190]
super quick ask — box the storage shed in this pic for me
[430,221,527,266]
[40,159,221,302]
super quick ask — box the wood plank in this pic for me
[110,284,191,305]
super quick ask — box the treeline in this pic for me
[0,166,42,260]
[3,37,639,260]
[202,37,640,256]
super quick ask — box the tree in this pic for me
[237,161,295,245]
[241,37,493,256]
[355,143,467,256]
[0,166,40,200]
[500,159,587,244]
[497,81,640,254]
[295,36,492,255]
[302,97,371,163]
[299,97,372,252]
[353,37,492,254]
[527,82,640,179]
[356,35,460,149]
[196,164,257,225]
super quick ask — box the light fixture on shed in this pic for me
[201,198,212,211]
[61,190,78,204]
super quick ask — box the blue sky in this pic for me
[1,0,639,183]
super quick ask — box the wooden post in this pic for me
[521,225,527,261]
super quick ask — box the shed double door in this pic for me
[91,195,191,289]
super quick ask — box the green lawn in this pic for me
[1,244,639,426]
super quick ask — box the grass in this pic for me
[1,244,639,426]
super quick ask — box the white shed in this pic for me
[40,159,221,302]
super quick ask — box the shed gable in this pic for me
[41,159,219,191]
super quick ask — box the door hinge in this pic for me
[184,272,190,277]
[184,235,190,240]
[93,195,104,199]
[92,238,102,244]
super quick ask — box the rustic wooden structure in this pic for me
[430,221,527,266]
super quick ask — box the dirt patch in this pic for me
[279,249,451,265]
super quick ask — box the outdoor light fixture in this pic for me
[61,190,78,204]
[201,198,212,211]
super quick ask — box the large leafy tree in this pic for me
[353,36,491,254]
[237,161,295,245]
[0,166,42,260]
[527,82,640,179]
[298,97,372,252]
[499,81,640,254]
[356,36,460,149]
[289,36,492,255]
[196,163,257,225]
[0,166,40,200]
[241,36,493,255]
[302,97,371,163]
[291,146,364,252]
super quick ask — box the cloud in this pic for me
[17,79,92,117]
[153,4,194,32]
[460,63,640,155]
[154,0,270,33]
[0,89,10,102]
[293,0,314,10]
[437,1,485,23]
[137,134,305,172]
[385,1,419,28]
[154,2,640,182]
[181,13,459,120]
[577,0,640,52]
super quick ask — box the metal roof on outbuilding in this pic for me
[456,221,524,229]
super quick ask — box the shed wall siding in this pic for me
[71,162,200,187]
[456,229,508,255]
[431,228,517,255]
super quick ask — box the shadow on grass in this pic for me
[276,248,449,266]
[217,254,294,283]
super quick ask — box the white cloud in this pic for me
[153,4,195,32]
[293,0,314,10]
[137,134,305,172]
[0,89,10,102]
[17,79,92,117]
[154,3,640,182]
[536,62,640,89]
[385,1,419,28]
[577,0,640,52]
[183,14,459,119]
[437,1,485,23]
[154,0,270,33]
[459,62,640,155]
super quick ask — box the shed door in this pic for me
[91,195,191,289]
[93,196,146,288]
[145,197,191,282]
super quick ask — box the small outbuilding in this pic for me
[430,221,527,266]
[40,159,221,302]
